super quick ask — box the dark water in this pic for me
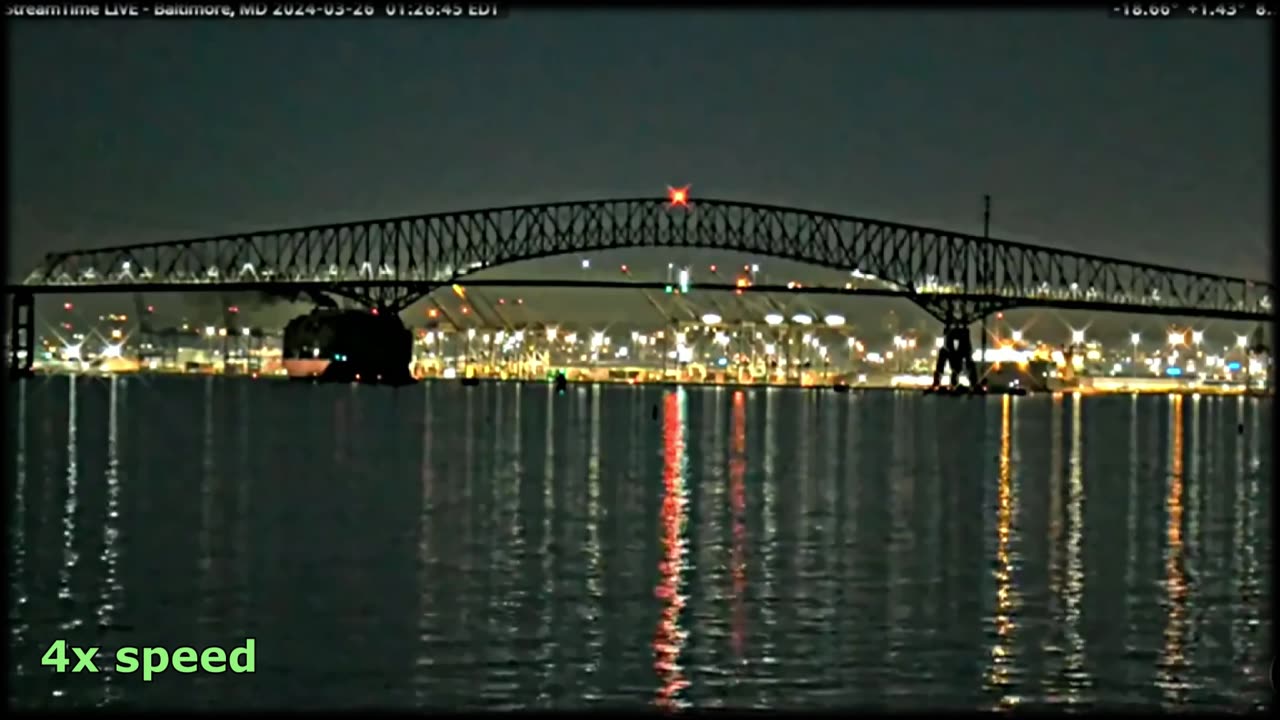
[6,376,1273,711]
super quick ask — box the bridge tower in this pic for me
[7,291,36,379]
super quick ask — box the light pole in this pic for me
[1130,332,1140,373]
[1237,334,1250,388]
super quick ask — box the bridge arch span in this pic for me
[21,196,1272,322]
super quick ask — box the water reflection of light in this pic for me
[414,387,437,707]
[985,395,1019,707]
[1230,396,1264,695]
[535,387,557,698]
[654,389,690,711]
[58,377,80,614]
[1157,395,1188,706]
[99,377,125,705]
[729,390,748,661]
[1061,393,1092,701]
[758,388,779,701]
[198,376,217,637]
[584,386,604,685]
[11,382,29,681]
[1123,394,1140,662]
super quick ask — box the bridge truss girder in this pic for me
[18,197,1273,320]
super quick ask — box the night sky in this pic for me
[6,10,1271,334]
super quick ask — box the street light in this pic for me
[763,313,784,326]
[1011,330,1022,343]
[823,314,845,327]
[1130,332,1140,372]
[1191,330,1204,346]
[1236,334,1248,349]
[791,314,813,325]
[701,313,722,325]
[1168,331,1185,347]
[1071,329,1085,345]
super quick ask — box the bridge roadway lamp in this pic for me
[1070,329,1085,344]
[1168,331,1185,347]
[1236,335,1248,349]
[678,268,690,293]
[791,314,813,325]
[823,314,845,327]
[763,313,784,326]
[701,313,722,326]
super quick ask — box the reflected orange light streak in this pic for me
[1159,395,1188,703]
[729,390,748,660]
[654,390,689,711]
[986,395,1018,705]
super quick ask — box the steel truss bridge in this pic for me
[7,196,1273,385]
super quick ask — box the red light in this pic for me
[710,264,717,273]
[228,306,239,313]
[371,308,379,315]
[63,302,73,311]
[146,305,155,313]
[666,185,690,207]
[498,298,506,305]
[621,264,629,273]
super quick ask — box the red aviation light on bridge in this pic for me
[667,185,690,208]
[63,302,73,311]
[146,305,155,313]
[620,264,629,273]
[228,306,239,313]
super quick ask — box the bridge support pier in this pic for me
[931,324,979,390]
[915,296,1010,392]
[8,291,36,379]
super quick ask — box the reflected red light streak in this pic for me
[654,391,689,710]
[729,391,748,660]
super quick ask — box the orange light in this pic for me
[517,298,524,304]
[667,185,690,207]
[427,308,439,318]
[461,307,469,314]
[736,277,749,288]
